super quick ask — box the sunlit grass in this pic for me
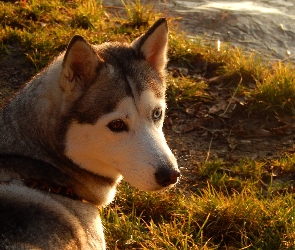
[166,76,208,111]
[121,0,156,28]
[1,0,295,117]
[253,61,295,116]
[103,155,295,249]
[103,171,295,249]
[168,31,295,116]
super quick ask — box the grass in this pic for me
[166,76,208,111]
[254,61,295,116]
[103,169,295,249]
[1,0,295,117]
[121,0,155,28]
[1,0,295,249]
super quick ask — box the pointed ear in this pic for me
[60,35,103,94]
[132,18,168,72]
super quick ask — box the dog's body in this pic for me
[0,18,179,249]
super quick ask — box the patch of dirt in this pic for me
[165,127,295,189]
[165,66,295,190]
[1,49,295,192]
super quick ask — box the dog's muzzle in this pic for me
[154,166,180,187]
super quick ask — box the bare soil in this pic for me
[164,64,295,190]
[1,50,295,192]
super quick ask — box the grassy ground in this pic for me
[1,0,295,249]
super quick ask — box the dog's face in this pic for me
[62,19,179,191]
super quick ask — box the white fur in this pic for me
[65,90,177,191]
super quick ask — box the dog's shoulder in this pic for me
[0,183,105,249]
[0,156,105,249]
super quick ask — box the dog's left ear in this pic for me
[132,18,168,72]
[61,35,103,95]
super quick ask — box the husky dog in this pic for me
[0,18,179,249]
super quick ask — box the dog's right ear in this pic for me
[60,35,104,95]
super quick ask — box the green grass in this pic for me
[103,167,295,249]
[1,0,295,117]
[168,31,295,117]
[166,76,208,112]
[121,0,156,28]
[1,0,295,249]
[253,61,295,116]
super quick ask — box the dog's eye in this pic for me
[152,108,162,121]
[107,119,128,132]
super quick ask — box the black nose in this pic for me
[155,167,180,187]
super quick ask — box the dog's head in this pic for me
[62,18,180,191]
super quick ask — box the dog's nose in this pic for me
[155,167,180,187]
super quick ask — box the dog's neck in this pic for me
[23,178,81,200]
[0,57,65,160]
[1,177,81,201]
[0,154,120,205]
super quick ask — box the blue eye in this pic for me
[107,119,128,132]
[153,108,162,121]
